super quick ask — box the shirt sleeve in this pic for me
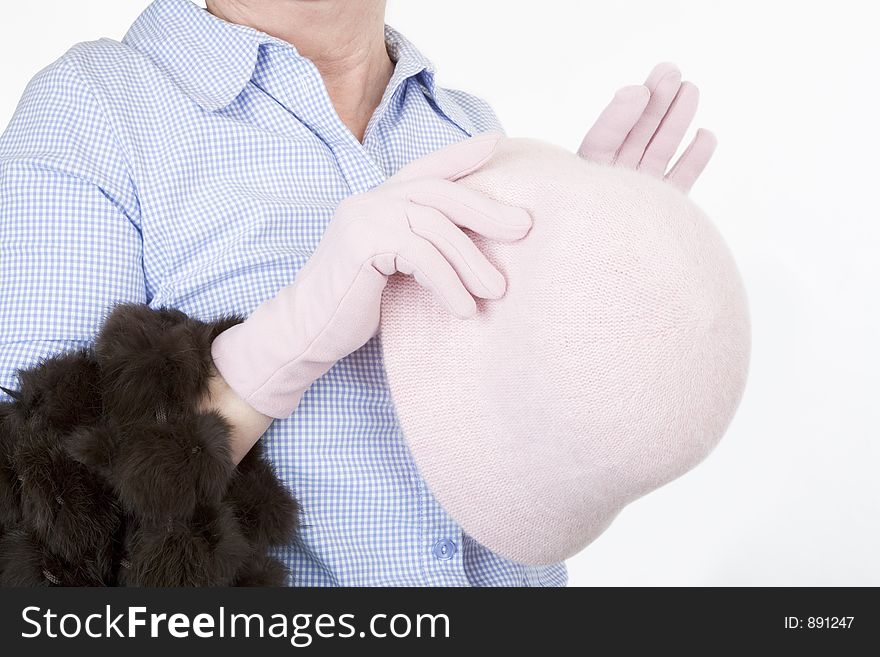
[0,54,146,402]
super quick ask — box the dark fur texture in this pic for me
[232,554,291,587]
[0,527,110,587]
[94,303,245,425]
[0,302,298,587]
[109,411,234,521]
[0,403,21,530]
[120,505,251,587]
[226,440,299,554]
[12,422,122,567]
[64,421,120,474]
[7,349,103,433]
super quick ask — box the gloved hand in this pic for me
[210,131,532,419]
[577,62,717,193]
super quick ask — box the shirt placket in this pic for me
[253,43,388,193]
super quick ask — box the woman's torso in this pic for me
[15,0,569,586]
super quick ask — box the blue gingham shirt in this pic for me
[0,0,567,586]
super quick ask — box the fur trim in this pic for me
[0,402,21,530]
[0,303,298,587]
[108,411,234,521]
[8,349,102,433]
[64,421,120,474]
[0,528,64,587]
[12,421,121,566]
[94,303,245,425]
[0,527,110,586]
[120,505,250,587]
[226,441,298,553]
[232,554,289,587]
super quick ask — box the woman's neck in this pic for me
[206,0,393,141]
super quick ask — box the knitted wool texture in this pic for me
[379,138,751,565]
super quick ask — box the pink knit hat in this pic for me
[379,138,750,565]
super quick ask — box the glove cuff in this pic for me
[209,290,318,419]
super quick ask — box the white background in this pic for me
[1,1,877,586]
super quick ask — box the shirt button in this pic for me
[432,538,457,560]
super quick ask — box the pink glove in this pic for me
[577,62,717,193]
[210,132,532,419]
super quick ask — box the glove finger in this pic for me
[407,204,506,300]
[389,131,503,184]
[664,128,718,193]
[387,234,478,319]
[577,85,650,165]
[615,69,682,167]
[638,81,700,176]
[644,61,680,90]
[404,178,532,243]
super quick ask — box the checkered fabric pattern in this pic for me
[0,0,567,586]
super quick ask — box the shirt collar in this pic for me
[123,0,439,112]
[383,24,437,99]
[122,0,267,111]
